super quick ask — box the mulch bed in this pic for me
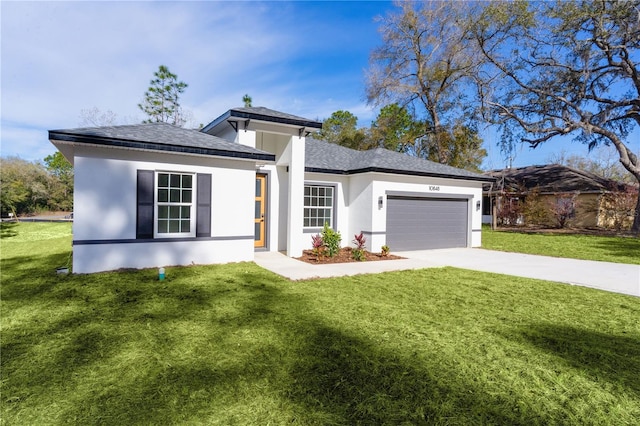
[297,247,404,264]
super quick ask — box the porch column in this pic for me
[286,135,305,257]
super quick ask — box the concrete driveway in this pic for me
[254,248,640,297]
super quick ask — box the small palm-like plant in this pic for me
[311,234,325,259]
[352,232,366,261]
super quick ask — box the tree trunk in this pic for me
[632,190,640,236]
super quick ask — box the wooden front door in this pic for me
[254,174,267,248]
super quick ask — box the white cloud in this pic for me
[1,1,388,160]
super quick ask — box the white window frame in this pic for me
[154,171,197,238]
[303,183,335,229]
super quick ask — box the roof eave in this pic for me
[202,109,322,134]
[201,111,232,134]
[49,131,276,162]
[305,166,496,182]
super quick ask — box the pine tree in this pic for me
[138,65,188,126]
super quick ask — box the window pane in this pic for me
[255,178,261,197]
[254,222,260,240]
[156,172,195,236]
[158,206,168,219]
[181,206,190,219]
[303,186,335,228]
[255,201,261,219]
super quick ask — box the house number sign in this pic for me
[429,185,441,191]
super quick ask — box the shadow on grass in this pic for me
[285,323,539,425]
[2,260,299,424]
[593,238,640,264]
[7,253,631,424]
[0,252,72,300]
[1,221,18,238]
[517,323,640,397]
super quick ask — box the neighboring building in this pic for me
[50,106,494,273]
[483,164,632,228]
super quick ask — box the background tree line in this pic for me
[1,152,73,217]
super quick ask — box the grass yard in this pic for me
[2,222,639,425]
[483,226,640,265]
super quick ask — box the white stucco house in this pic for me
[49,106,494,274]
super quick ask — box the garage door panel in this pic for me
[386,196,468,250]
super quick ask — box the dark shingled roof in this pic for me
[305,138,493,181]
[485,164,627,193]
[49,122,275,161]
[202,106,322,133]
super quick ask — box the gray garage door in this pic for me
[386,196,468,250]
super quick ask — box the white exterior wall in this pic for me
[72,146,256,273]
[302,173,350,252]
[347,175,376,250]
[296,172,484,253]
[236,129,257,148]
[370,173,484,248]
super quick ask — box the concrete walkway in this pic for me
[254,248,640,298]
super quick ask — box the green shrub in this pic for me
[321,222,341,257]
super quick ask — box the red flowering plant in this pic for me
[352,232,366,261]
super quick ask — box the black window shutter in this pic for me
[137,170,154,239]
[196,173,212,237]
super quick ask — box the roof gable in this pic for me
[305,138,492,182]
[49,122,275,161]
[202,106,322,134]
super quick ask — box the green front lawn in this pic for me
[483,226,640,265]
[2,223,639,425]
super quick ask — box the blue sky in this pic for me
[2,1,637,171]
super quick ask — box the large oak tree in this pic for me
[473,0,640,233]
